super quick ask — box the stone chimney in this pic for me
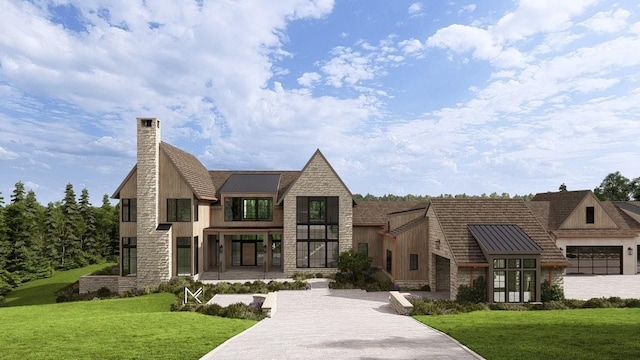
[136,118,172,288]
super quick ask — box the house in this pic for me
[79,117,569,303]
[530,190,640,275]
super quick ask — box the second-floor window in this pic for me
[224,197,273,221]
[586,206,595,224]
[167,199,191,222]
[122,199,137,222]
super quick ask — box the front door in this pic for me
[242,243,256,266]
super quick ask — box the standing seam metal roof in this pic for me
[468,224,542,255]
[220,174,281,193]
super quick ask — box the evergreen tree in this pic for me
[59,183,83,268]
[10,181,25,204]
[43,202,63,268]
[78,188,98,262]
[0,193,13,300]
[95,194,119,260]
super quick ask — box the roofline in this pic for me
[557,191,596,229]
[111,165,136,199]
[551,232,637,239]
[161,144,218,202]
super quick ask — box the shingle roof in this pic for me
[220,174,280,193]
[531,190,591,229]
[468,224,542,255]
[613,201,640,216]
[352,201,427,226]
[209,170,300,202]
[389,216,428,237]
[160,142,217,200]
[429,199,565,265]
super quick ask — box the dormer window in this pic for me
[586,206,595,224]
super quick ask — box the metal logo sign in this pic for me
[184,287,203,304]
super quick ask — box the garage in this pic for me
[566,246,622,275]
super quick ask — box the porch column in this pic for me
[219,232,225,272]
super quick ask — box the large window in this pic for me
[224,197,273,221]
[122,237,137,275]
[566,246,622,275]
[176,237,191,276]
[493,258,536,303]
[167,199,191,222]
[296,197,339,268]
[586,206,595,224]
[122,199,137,222]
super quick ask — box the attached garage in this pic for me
[566,246,622,275]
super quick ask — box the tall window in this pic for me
[224,197,273,221]
[586,206,595,224]
[122,199,137,222]
[410,254,418,270]
[386,250,392,273]
[167,199,191,222]
[122,237,137,275]
[493,258,536,303]
[296,197,339,268]
[176,237,191,276]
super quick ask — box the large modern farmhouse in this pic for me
[79,118,640,303]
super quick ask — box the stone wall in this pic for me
[79,275,138,294]
[542,267,565,287]
[283,151,353,276]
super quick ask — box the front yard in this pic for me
[416,308,640,360]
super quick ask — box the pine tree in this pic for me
[0,193,13,300]
[59,183,83,268]
[78,188,98,262]
[10,181,25,204]
[43,202,63,269]
[95,194,119,260]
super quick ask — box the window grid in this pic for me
[122,237,137,275]
[296,197,339,268]
[122,199,137,222]
[176,237,191,276]
[167,199,191,222]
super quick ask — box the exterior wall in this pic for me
[388,209,425,231]
[560,194,617,229]
[353,226,384,268]
[192,199,211,275]
[393,222,429,283]
[158,149,195,276]
[556,237,638,274]
[455,267,486,300]
[282,152,353,276]
[136,118,172,289]
[118,169,137,275]
[79,275,137,294]
[427,208,457,295]
[211,193,283,227]
[382,236,394,277]
[541,267,564,287]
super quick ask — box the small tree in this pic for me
[338,249,372,282]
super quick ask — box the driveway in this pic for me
[564,274,640,300]
[201,280,482,360]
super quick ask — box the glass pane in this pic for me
[232,242,241,266]
[508,259,521,269]
[327,241,339,268]
[272,240,281,266]
[309,199,325,221]
[243,199,256,220]
[296,242,308,268]
[508,271,520,302]
[130,248,136,275]
[257,198,272,220]
[493,259,505,269]
[177,237,191,246]
[326,197,339,224]
[297,225,308,239]
[177,247,191,276]
[493,271,505,303]
[167,199,176,221]
[309,225,326,239]
[309,241,326,268]
[523,271,535,302]
[297,197,308,223]
[523,259,536,268]
[327,225,339,239]
[358,243,368,255]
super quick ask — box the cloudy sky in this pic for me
[1,0,639,205]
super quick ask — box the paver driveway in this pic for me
[201,281,482,360]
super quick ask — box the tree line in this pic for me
[0,182,119,301]
[353,192,534,202]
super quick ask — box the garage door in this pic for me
[566,246,622,275]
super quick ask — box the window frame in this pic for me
[122,198,137,222]
[492,257,538,303]
[167,198,191,222]
[586,206,595,224]
[176,237,192,276]
[224,197,273,221]
[122,237,137,276]
[295,196,339,268]
[409,253,418,270]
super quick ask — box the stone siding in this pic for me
[455,267,487,300]
[79,275,138,294]
[283,151,352,276]
[542,267,565,287]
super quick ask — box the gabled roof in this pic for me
[277,149,352,204]
[352,201,427,226]
[111,165,136,199]
[530,190,591,229]
[613,201,640,216]
[468,224,542,255]
[388,216,428,237]
[210,170,300,202]
[429,199,565,265]
[160,142,217,200]
[220,174,281,193]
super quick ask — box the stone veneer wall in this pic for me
[79,275,138,294]
[282,152,353,276]
[542,267,564,287]
[136,118,172,289]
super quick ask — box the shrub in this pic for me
[337,249,372,282]
[456,276,486,303]
[96,287,112,298]
[315,273,324,278]
[583,297,611,308]
[541,280,564,302]
[562,299,585,309]
[90,265,119,276]
[623,298,640,308]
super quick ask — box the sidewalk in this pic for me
[201,279,483,360]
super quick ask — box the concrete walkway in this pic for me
[201,280,483,360]
[564,274,640,300]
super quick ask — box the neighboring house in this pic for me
[530,191,640,275]
[80,117,569,303]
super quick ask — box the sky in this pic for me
[1,0,640,205]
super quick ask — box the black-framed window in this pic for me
[122,199,137,222]
[493,258,536,303]
[296,196,339,268]
[193,236,199,275]
[358,243,368,255]
[586,206,595,224]
[224,197,273,221]
[566,246,622,275]
[167,199,191,222]
[122,237,137,275]
[176,237,191,276]
[410,254,418,270]
[194,202,199,222]
[386,249,392,273]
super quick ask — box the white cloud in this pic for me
[297,72,321,87]
[408,2,423,17]
[459,4,476,15]
[579,9,630,34]
[398,38,424,55]
[0,145,19,160]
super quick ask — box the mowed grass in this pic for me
[0,293,256,360]
[416,308,640,360]
[2,263,117,307]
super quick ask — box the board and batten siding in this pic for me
[353,226,384,268]
[388,208,425,231]
[394,221,429,284]
[560,194,618,229]
[118,169,137,276]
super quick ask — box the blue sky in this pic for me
[1,0,639,205]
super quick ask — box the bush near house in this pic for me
[329,250,395,291]
[455,275,486,303]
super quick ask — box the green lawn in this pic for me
[0,293,256,359]
[2,263,117,307]
[416,308,640,360]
